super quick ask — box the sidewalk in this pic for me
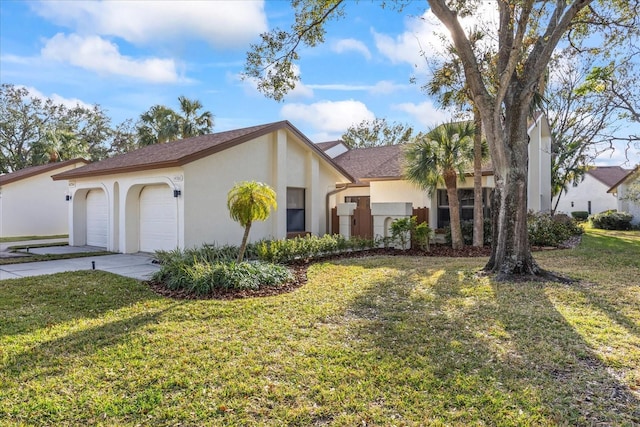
[0,240,160,281]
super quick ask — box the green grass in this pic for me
[1,229,638,425]
[0,234,67,243]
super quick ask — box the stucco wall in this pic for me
[181,129,348,248]
[617,173,640,225]
[553,174,618,216]
[0,164,81,238]
[66,168,184,252]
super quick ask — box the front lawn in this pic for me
[1,230,638,425]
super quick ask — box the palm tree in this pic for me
[137,105,180,146]
[177,96,214,138]
[227,181,277,262]
[405,122,475,249]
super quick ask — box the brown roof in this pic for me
[53,121,354,182]
[0,158,89,186]
[315,140,344,151]
[607,165,640,192]
[334,144,492,183]
[587,166,630,188]
[333,145,404,183]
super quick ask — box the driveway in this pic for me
[0,240,160,281]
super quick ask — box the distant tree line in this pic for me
[0,84,214,173]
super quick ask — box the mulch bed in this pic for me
[147,238,581,300]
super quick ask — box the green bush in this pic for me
[590,210,633,230]
[444,219,492,246]
[571,211,589,221]
[527,212,583,246]
[152,260,293,295]
[255,234,375,263]
[390,216,432,251]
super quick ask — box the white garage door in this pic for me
[86,189,108,247]
[139,185,177,252]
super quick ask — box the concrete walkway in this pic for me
[0,240,160,281]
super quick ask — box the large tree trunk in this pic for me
[472,105,484,247]
[484,111,539,279]
[444,169,464,249]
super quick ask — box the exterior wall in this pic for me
[553,174,618,216]
[183,130,348,249]
[0,163,82,238]
[66,168,184,253]
[324,143,349,158]
[616,172,640,225]
[527,117,552,212]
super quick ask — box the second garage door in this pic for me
[139,185,177,252]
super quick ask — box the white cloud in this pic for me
[33,0,267,48]
[281,100,375,134]
[373,4,499,68]
[19,85,92,109]
[393,101,452,129]
[332,38,372,60]
[41,33,180,83]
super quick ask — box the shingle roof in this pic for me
[333,145,404,183]
[53,121,354,182]
[315,140,343,151]
[334,144,492,183]
[607,165,640,192]
[587,166,630,188]
[0,158,89,185]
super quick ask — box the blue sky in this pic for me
[1,0,637,167]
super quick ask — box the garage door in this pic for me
[139,185,177,252]
[86,189,108,247]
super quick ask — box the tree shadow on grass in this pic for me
[2,304,178,381]
[345,263,640,425]
[0,270,161,339]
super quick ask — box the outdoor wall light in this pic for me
[173,189,181,198]
[66,195,72,201]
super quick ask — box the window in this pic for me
[437,188,492,228]
[287,188,305,232]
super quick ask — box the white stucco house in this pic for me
[52,121,353,253]
[608,165,640,225]
[0,158,88,238]
[323,114,553,237]
[553,166,629,216]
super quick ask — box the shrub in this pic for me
[151,260,293,295]
[390,216,432,251]
[571,211,589,221]
[255,234,375,264]
[527,212,583,247]
[444,219,492,246]
[590,210,633,230]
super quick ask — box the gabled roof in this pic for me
[333,144,492,183]
[607,165,640,193]
[587,166,630,188]
[333,144,403,183]
[0,158,89,186]
[315,140,343,151]
[53,121,354,182]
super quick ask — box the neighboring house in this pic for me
[0,159,89,238]
[323,114,552,235]
[608,165,640,225]
[52,121,353,253]
[553,166,629,216]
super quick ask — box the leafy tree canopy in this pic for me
[341,118,415,149]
